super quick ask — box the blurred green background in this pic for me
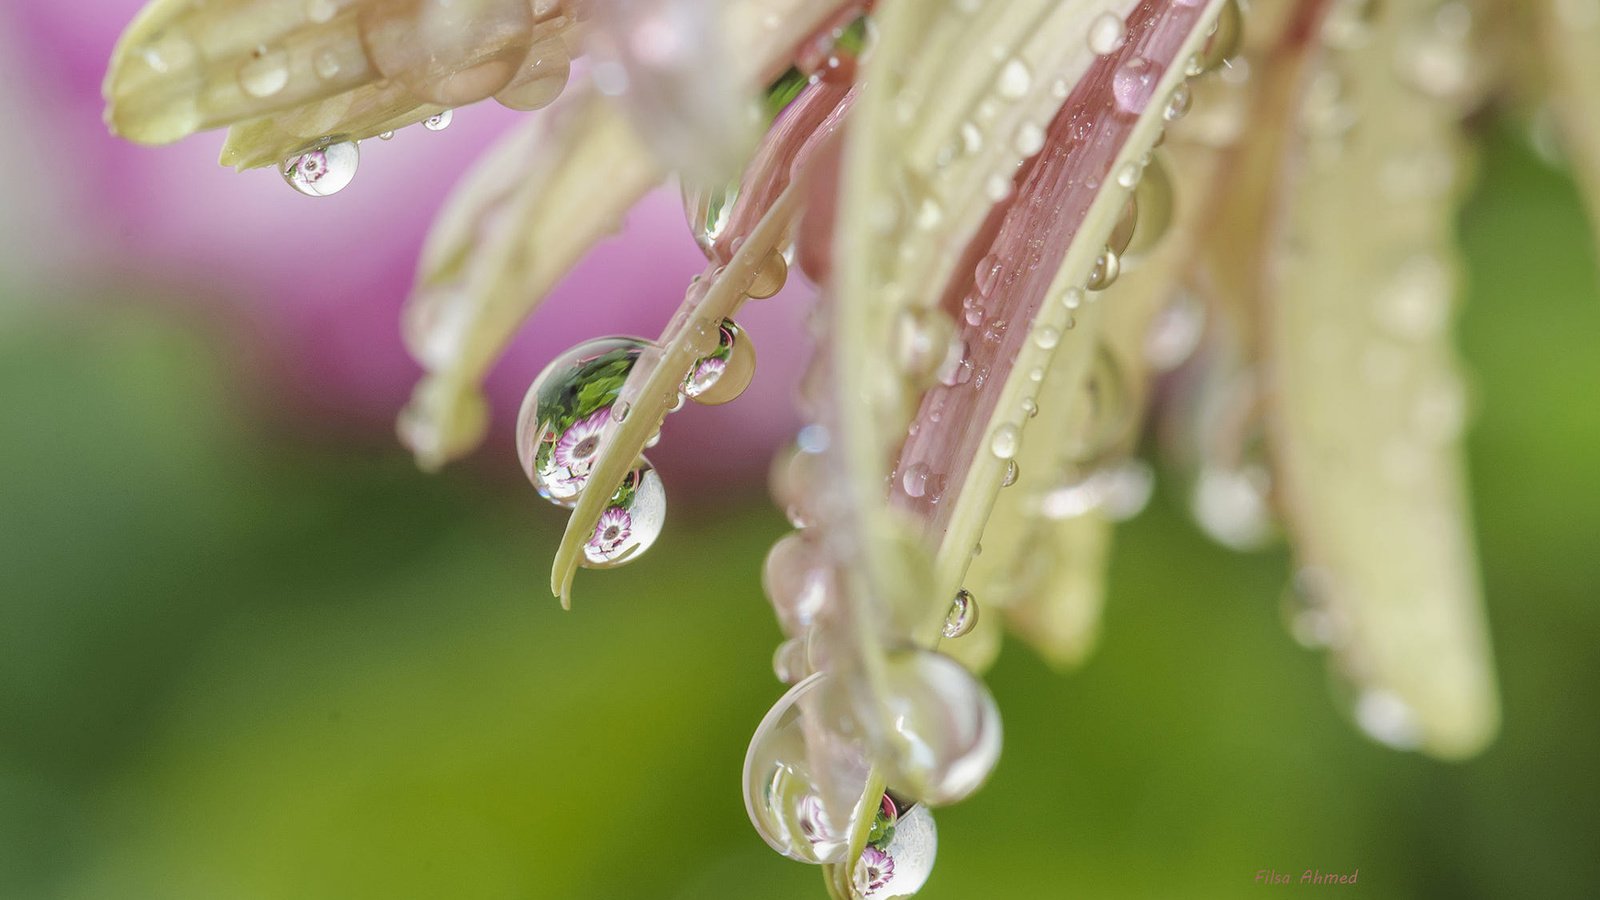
[3,128,1598,899]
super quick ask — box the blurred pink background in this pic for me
[2,0,806,487]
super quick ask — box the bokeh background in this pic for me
[3,5,1599,899]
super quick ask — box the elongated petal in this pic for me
[549,82,856,604]
[104,0,570,146]
[834,0,1232,654]
[1535,0,1600,257]
[221,14,579,170]
[1262,0,1498,759]
[398,89,663,469]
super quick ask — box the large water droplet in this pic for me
[582,458,666,568]
[869,649,1002,806]
[684,318,756,405]
[744,674,868,864]
[517,337,652,506]
[282,140,360,197]
[852,799,937,899]
[943,590,978,639]
[1112,57,1161,115]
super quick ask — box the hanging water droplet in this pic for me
[1020,397,1039,418]
[683,178,740,256]
[1087,12,1127,55]
[581,457,666,569]
[1001,459,1020,488]
[943,589,978,638]
[1112,57,1161,115]
[852,799,937,899]
[424,109,454,131]
[282,140,360,197]
[747,251,789,299]
[744,673,868,865]
[1087,248,1121,291]
[990,423,1021,460]
[238,45,290,98]
[378,130,395,140]
[517,337,653,507]
[1163,82,1193,122]
[684,319,756,405]
[866,649,1001,805]
[1115,161,1142,189]
[899,462,948,504]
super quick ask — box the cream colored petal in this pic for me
[220,15,580,170]
[1535,0,1600,257]
[397,88,663,470]
[105,0,572,147]
[1262,0,1498,759]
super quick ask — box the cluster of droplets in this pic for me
[281,105,454,198]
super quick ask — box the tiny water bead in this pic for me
[238,44,290,98]
[942,589,978,639]
[581,458,666,568]
[282,140,359,197]
[746,251,789,300]
[869,648,1002,806]
[744,673,867,865]
[851,796,937,899]
[424,109,454,131]
[683,318,756,405]
[517,337,653,507]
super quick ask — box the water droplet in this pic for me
[1112,57,1161,115]
[852,800,937,899]
[1144,291,1206,371]
[899,462,948,504]
[581,458,666,569]
[867,649,1001,805]
[1020,398,1039,418]
[942,589,978,638]
[378,131,395,140]
[1374,255,1452,341]
[1281,567,1342,649]
[762,532,836,635]
[1060,288,1084,310]
[282,140,360,197]
[1034,325,1060,350]
[895,308,957,384]
[684,319,756,405]
[989,423,1021,460]
[1163,82,1192,122]
[1014,121,1046,156]
[1087,12,1127,55]
[744,674,867,865]
[313,47,342,80]
[238,45,289,98]
[1087,248,1121,291]
[772,637,809,684]
[517,337,652,506]
[683,179,740,255]
[747,251,789,299]
[305,0,337,24]
[1191,464,1274,550]
[1000,459,1020,488]
[984,173,1013,202]
[1354,688,1423,751]
[1115,160,1142,189]
[995,58,1031,99]
[424,109,454,131]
